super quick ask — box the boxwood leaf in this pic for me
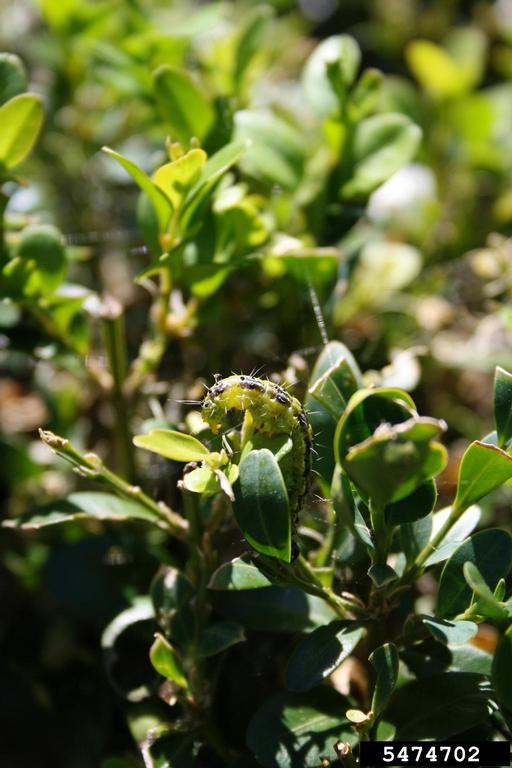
[343,416,446,506]
[149,633,187,689]
[209,555,273,590]
[437,529,512,618]
[305,341,362,483]
[102,147,172,235]
[424,504,481,567]
[2,491,161,530]
[386,672,492,739]
[233,448,291,562]
[369,642,399,718]
[153,65,215,145]
[453,441,512,514]
[0,93,43,171]
[494,366,512,449]
[0,53,27,106]
[385,479,436,525]
[153,148,207,211]
[133,429,210,462]
[16,224,67,295]
[247,688,355,768]
[462,562,510,620]
[198,621,245,658]
[492,626,512,727]
[340,113,421,199]
[212,586,337,633]
[421,615,478,645]
[150,566,195,644]
[302,35,361,117]
[285,620,365,692]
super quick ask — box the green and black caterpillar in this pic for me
[202,374,313,531]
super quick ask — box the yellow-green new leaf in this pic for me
[149,633,187,688]
[0,93,43,171]
[133,429,210,462]
[153,148,207,211]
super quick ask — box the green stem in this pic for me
[100,296,135,480]
[293,554,365,619]
[39,429,188,538]
[406,503,463,579]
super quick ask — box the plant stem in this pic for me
[370,501,389,566]
[100,295,135,480]
[406,503,463,579]
[39,429,188,538]
[293,554,366,619]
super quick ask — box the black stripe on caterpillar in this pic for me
[202,374,312,531]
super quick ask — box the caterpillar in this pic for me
[202,374,313,532]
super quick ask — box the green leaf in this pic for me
[302,35,361,117]
[305,341,362,483]
[368,564,398,587]
[369,642,399,718]
[285,621,365,692]
[421,616,478,645]
[401,515,432,565]
[0,53,27,106]
[153,148,207,211]
[198,621,245,658]
[437,529,512,618]
[150,566,195,645]
[212,586,337,633]
[149,633,187,688]
[340,113,421,199]
[0,93,43,171]
[233,448,291,562]
[492,625,512,726]
[463,562,510,619]
[181,140,246,231]
[209,555,273,590]
[2,491,160,530]
[307,358,359,423]
[247,688,354,768]
[15,224,67,295]
[234,109,306,189]
[349,68,383,121]
[386,672,492,739]
[406,40,471,98]
[153,65,215,145]
[453,441,512,514]
[133,429,210,462]
[102,147,172,235]
[385,479,437,526]
[342,416,446,507]
[423,504,481,567]
[494,366,512,448]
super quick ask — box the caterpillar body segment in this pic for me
[202,374,312,530]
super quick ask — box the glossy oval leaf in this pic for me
[494,366,512,449]
[149,633,187,688]
[421,615,478,645]
[17,224,67,295]
[340,113,421,199]
[209,555,273,590]
[302,35,361,117]
[233,448,291,562]
[386,672,492,740]
[453,441,512,515]
[133,429,210,462]
[198,621,245,658]
[0,93,43,171]
[369,642,399,718]
[492,625,512,727]
[0,53,27,106]
[437,529,512,618]
[153,65,215,145]
[247,688,354,768]
[285,620,365,692]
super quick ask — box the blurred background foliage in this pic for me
[2,0,512,765]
